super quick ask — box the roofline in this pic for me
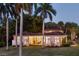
[13,35,67,36]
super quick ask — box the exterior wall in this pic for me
[12,35,67,47]
[12,36,29,46]
[29,36,42,45]
[45,36,63,46]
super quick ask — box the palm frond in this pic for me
[47,11,52,21]
[48,6,56,16]
[35,3,56,20]
[34,7,42,16]
[34,3,38,11]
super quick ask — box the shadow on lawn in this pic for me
[0,46,79,56]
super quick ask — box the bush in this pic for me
[62,38,71,47]
[62,43,70,47]
[0,40,5,47]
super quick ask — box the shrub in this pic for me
[62,38,71,47]
[62,43,70,47]
[0,40,5,47]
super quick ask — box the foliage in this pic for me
[62,37,71,47]
[9,19,16,35]
[65,22,78,33]
[0,40,5,47]
[35,3,56,20]
[45,22,57,28]
[23,14,42,32]
[58,21,64,27]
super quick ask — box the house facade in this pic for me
[12,26,67,47]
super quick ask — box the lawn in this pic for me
[0,46,79,56]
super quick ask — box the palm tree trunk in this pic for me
[42,20,44,47]
[6,17,9,50]
[19,8,23,56]
[15,18,18,47]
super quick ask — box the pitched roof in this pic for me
[16,26,66,36]
[17,31,66,36]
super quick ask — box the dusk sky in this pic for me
[45,3,79,25]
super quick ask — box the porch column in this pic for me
[27,36,29,46]
[60,37,63,46]
[66,35,67,43]
[44,35,46,46]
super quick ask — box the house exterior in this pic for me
[12,26,67,47]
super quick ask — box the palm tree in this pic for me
[14,3,38,55]
[0,4,8,50]
[11,4,20,47]
[13,3,23,56]
[0,3,15,50]
[15,16,18,47]
[35,3,56,47]
[15,3,33,56]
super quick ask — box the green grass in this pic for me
[0,46,79,56]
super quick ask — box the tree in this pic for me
[15,3,33,56]
[45,22,57,28]
[11,4,20,47]
[23,14,42,32]
[14,3,24,56]
[0,3,15,50]
[58,21,64,27]
[65,22,78,42]
[35,3,56,47]
[14,3,34,48]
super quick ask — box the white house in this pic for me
[12,26,67,47]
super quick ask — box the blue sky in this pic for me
[45,3,79,25]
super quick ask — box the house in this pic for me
[12,26,67,47]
